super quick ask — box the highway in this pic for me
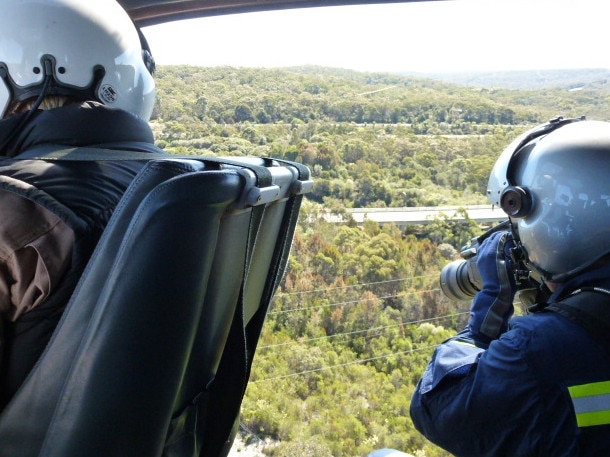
[326,205,508,228]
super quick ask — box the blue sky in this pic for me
[143,0,609,73]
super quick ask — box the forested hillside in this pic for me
[153,66,610,456]
[153,65,610,209]
[412,68,610,90]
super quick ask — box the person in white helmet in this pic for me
[411,117,610,456]
[0,0,165,408]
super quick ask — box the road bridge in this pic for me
[327,205,507,228]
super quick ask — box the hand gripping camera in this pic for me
[439,221,541,303]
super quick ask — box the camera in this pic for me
[440,221,538,302]
[439,245,482,302]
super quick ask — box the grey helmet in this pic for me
[487,117,610,282]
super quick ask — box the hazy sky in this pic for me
[143,0,610,73]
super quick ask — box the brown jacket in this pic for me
[0,191,74,321]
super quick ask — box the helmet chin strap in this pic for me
[506,230,554,309]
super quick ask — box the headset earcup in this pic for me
[500,186,532,218]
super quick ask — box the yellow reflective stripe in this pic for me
[568,381,610,427]
[569,380,610,398]
[573,410,610,428]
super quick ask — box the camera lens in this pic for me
[440,258,481,301]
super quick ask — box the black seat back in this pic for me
[0,154,312,457]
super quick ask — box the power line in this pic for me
[268,287,443,315]
[275,274,438,297]
[268,293,402,315]
[250,344,439,383]
[259,311,468,349]
[253,275,459,382]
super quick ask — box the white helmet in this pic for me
[488,117,610,282]
[0,0,156,120]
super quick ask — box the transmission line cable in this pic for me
[275,274,438,297]
[251,344,439,383]
[268,287,442,315]
[259,311,468,349]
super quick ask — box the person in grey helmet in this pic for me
[410,117,610,456]
[0,0,166,409]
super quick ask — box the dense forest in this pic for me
[152,66,610,456]
[153,65,610,210]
